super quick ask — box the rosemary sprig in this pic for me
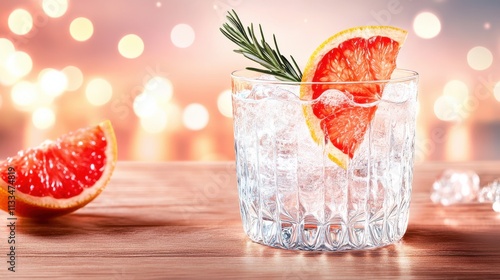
[220,10,303,82]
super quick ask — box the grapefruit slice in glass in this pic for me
[300,26,407,168]
[0,120,117,218]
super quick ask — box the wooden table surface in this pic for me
[2,161,500,279]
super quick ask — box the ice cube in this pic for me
[245,75,301,101]
[378,81,418,124]
[381,81,416,104]
[431,169,480,206]
[478,180,500,213]
[315,89,354,106]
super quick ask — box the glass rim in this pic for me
[231,68,418,85]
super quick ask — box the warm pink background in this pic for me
[1,0,499,163]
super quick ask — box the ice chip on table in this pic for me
[478,180,500,212]
[431,169,480,206]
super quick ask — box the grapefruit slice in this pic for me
[300,26,407,168]
[0,120,117,218]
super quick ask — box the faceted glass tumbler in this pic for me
[231,69,419,251]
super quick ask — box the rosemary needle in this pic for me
[220,10,303,82]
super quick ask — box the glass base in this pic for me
[241,206,410,251]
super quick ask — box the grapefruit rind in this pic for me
[300,26,407,169]
[302,105,349,169]
[0,120,117,218]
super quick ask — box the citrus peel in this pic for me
[0,120,117,218]
[300,26,407,168]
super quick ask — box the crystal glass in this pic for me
[231,69,419,251]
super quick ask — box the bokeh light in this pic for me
[1,1,500,163]
[118,34,144,59]
[434,95,461,122]
[70,17,94,41]
[32,107,56,130]
[0,68,18,86]
[494,82,500,102]
[11,81,38,110]
[165,102,182,131]
[133,94,158,118]
[445,125,471,161]
[61,65,83,91]
[85,78,113,106]
[0,38,18,86]
[217,90,232,118]
[145,76,173,103]
[434,81,472,122]
[443,80,469,104]
[413,12,441,39]
[182,103,209,130]
[0,38,15,62]
[8,9,33,35]
[38,68,68,97]
[140,110,168,134]
[5,51,33,78]
[467,46,493,71]
[171,24,195,48]
[191,134,216,160]
[42,0,69,18]
[133,76,173,118]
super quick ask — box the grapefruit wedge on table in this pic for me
[300,26,407,168]
[0,120,117,218]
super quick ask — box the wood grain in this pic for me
[1,161,500,279]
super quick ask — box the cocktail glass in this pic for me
[231,69,418,251]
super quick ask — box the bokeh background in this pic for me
[0,0,499,163]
